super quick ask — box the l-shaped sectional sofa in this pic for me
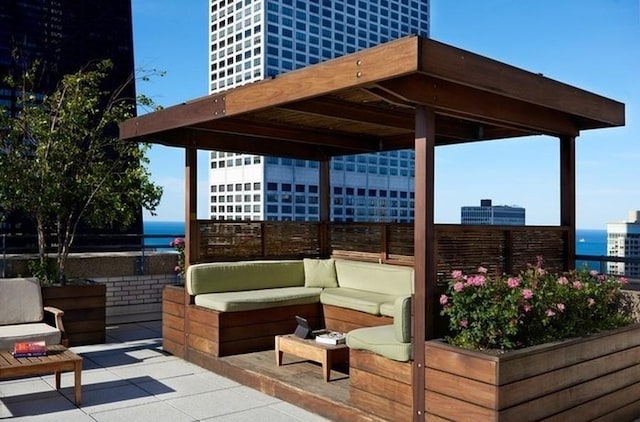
[182,258,414,361]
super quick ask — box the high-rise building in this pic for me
[0,0,141,250]
[461,199,526,226]
[607,210,640,277]
[208,0,429,222]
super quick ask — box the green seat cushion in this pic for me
[334,260,414,296]
[320,287,397,315]
[346,325,412,362]
[379,301,395,317]
[194,287,322,312]
[187,260,304,295]
[303,258,338,288]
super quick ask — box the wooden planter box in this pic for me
[42,283,106,346]
[424,323,640,421]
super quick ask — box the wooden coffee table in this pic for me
[275,334,349,382]
[0,344,82,405]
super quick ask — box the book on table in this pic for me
[12,340,47,357]
[315,331,346,345]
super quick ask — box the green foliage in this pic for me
[0,59,163,284]
[440,258,632,351]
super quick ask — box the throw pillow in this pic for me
[303,258,338,288]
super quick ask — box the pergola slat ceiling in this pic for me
[119,36,624,156]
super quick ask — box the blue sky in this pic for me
[132,0,639,229]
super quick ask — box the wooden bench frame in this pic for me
[163,286,398,358]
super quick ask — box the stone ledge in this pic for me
[2,251,178,278]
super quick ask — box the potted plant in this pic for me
[425,257,640,421]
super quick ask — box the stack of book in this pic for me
[12,340,47,358]
[315,331,346,345]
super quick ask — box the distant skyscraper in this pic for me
[607,210,640,277]
[208,0,429,222]
[461,199,526,226]
[0,0,141,249]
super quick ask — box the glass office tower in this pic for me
[208,0,429,222]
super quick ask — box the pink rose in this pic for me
[451,270,463,279]
[557,276,569,285]
[556,303,565,312]
[572,281,583,289]
[507,277,520,288]
[522,289,533,300]
[590,270,599,277]
[439,294,448,306]
[546,309,556,317]
[478,266,488,274]
[459,319,468,328]
[453,281,465,292]
[523,304,532,312]
[587,298,595,307]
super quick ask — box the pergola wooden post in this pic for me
[413,105,436,419]
[560,135,577,271]
[319,157,331,257]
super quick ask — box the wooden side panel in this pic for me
[163,285,186,358]
[425,341,498,384]
[424,325,640,421]
[351,386,412,422]
[425,390,498,422]
[185,303,322,357]
[349,349,413,421]
[350,347,412,383]
[42,285,106,346]
[545,381,640,422]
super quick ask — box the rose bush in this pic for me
[170,237,185,278]
[440,257,632,351]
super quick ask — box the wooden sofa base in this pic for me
[349,348,413,421]
[323,304,393,333]
[187,303,323,357]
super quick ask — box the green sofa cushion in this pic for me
[303,258,338,288]
[394,295,412,343]
[187,260,305,295]
[346,325,412,362]
[194,286,322,312]
[334,260,414,296]
[379,301,395,317]
[320,287,397,315]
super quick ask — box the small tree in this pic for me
[0,60,163,284]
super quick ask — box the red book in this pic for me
[12,341,47,358]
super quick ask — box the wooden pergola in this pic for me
[120,36,624,419]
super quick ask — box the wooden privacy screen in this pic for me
[192,220,568,275]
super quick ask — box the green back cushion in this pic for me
[187,260,305,295]
[334,260,414,295]
[303,258,338,288]
[394,295,412,343]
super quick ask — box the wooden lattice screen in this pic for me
[194,220,568,274]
